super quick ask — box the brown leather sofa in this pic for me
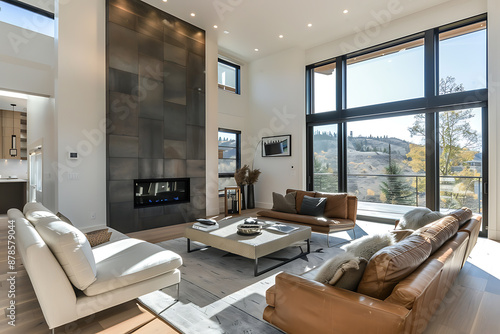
[257,189,358,247]
[263,208,481,334]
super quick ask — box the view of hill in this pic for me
[314,132,425,205]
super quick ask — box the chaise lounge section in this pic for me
[9,202,182,333]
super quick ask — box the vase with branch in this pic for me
[234,165,249,210]
[246,168,261,209]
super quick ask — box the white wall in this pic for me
[0,21,54,96]
[248,47,306,208]
[487,0,499,240]
[206,29,220,216]
[53,0,106,229]
[27,95,57,211]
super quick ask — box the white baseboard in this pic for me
[256,201,272,210]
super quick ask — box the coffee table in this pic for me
[185,217,311,276]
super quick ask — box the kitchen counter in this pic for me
[0,178,28,183]
[0,180,27,213]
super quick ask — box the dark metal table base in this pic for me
[187,238,311,276]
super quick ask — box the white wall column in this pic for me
[248,48,306,209]
[54,0,106,228]
[27,96,57,211]
[206,29,219,216]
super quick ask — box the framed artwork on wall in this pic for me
[262,135,291,157]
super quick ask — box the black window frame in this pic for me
[218,58,241,94]
[306,14,488,236]
[218,128,242,194]
[1,0,54,19]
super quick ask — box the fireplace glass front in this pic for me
[134,178,190,208]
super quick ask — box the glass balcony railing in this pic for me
[314,172,483,214]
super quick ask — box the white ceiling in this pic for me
[144,0,452,62]
[0,0,452,111]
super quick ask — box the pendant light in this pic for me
[9,103,17,157]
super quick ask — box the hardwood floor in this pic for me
[1,213,499,333]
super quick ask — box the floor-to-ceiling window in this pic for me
[306,15,488,235]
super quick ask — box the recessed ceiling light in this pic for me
[224,30,229,34]
[213,25,218,29]
[254,48,259,52]
[190,13,195,17]
[279,35,284,39]
[343,9,349,14]
[162,0,167,2]
[307,23,312,27]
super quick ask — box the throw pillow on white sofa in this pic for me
[35,219,97,290]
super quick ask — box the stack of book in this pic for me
[192,219,219,232]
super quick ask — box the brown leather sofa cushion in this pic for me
[448,207,473,227]
[315,192,348,219]
[287,189,315,214]
[357,234,432,300]
[257,210,339,227]
[386,232,468,309]
[414,215,459,254]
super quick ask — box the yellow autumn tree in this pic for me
[406,76,481,210]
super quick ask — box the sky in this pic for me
[314,28,486,145]
[0,1,53,37]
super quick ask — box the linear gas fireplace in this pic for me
[134,178,190,208]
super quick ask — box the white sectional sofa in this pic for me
[9,202,182,333]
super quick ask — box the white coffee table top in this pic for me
[185,217,311,259]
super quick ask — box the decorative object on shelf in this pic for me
[224,186,241,216]
[262,134,291,157]
[9,104,17,157]
[246,168,261,209]
[234,165,249,210]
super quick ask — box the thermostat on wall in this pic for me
[69,152,78,159]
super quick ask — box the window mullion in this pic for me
[424,29,438,100]
[337,55,347,192]
[425,112,439,211]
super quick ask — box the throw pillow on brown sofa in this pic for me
[342,232,395,261]
[315,252,368,290]
[272,192,297,213]
[300,195,327,216]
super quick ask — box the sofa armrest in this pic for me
[264,272,409,334]
[347,195,358,223]
[266,285,276,307]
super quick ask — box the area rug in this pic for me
[138,229,362,333]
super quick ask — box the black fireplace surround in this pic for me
[134,178,190,208]
[106,0,206,232]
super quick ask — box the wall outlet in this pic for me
[90,212,96,220]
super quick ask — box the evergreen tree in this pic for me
[380,145,415,205]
